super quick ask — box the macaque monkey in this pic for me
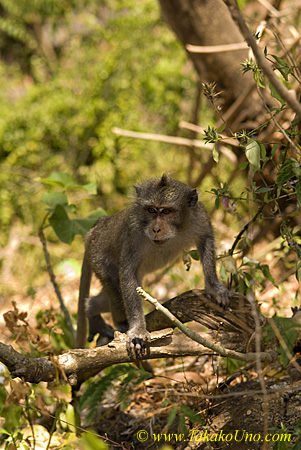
[76,174,229,358]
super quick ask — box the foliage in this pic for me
[0,0,193,241]
[0,0,300,448]
[39,171,106,243]
[264,316,301,367]
[0,375,82,450]
[79,364,152,423]
[204,52,301,287]
[3,300,72,355]
[164,402,204,436]
[270,420,301,450]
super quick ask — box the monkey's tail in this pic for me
[76,254,92,348]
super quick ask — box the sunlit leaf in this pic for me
[49,205,73,244]
[41,192,68,209]
[212,144,219,163]
[245,139,261,170]
[269,82,285,105]
[38,172,77,189]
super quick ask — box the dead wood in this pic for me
[0,290,297,386]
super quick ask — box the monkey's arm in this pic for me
[119,248,151,359]
[197,226,229,306]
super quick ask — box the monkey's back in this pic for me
[85,209,131,279]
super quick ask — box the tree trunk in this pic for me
[158,0,264,125]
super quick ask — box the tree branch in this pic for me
[137,287,275,363]
[112,127,212,150]
[223,0,301,116]
[0,290,284,386]
[39,228,75,344]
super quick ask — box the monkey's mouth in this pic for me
[153,239,169,245]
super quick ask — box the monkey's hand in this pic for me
[126,328,151,359]
[206,282,230,307]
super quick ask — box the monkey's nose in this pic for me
[153,225,161,234]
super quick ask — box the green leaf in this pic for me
[49,205,74,244]
[180,406,204,424]
[38,172,77,189]
[261,264,278,287]
[245,139,261,170]
[178,412,188,435]
[217,123,226,133]
[69,208,107,237]
[221,183,229,194]
[276,158,300,187]
[271,54,293,81]
[88,207,107,220]
[264,192,270,203]
[41,192,68,210]
[71,219,96,237]
[80,432,108,450]
[189,249,199,261]
[238,161,249,171]
[271,143,278,157]
[82,181,97,195]
[49,205,107,243]
[253,69,265,89]
[212,144,219,163]
[269,82,285,105]
[167,407,178,429]
[38,172,97,193]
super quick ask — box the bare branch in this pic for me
[112,127,212,150]
[39,228,75,344]
[186,42,248,53]
[223,0,301,116]
[1,290,292,386]
[137,287,276,364]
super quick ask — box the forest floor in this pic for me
[0,238,300,450]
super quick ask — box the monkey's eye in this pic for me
[162,208,170,215]
[148,207,157,214]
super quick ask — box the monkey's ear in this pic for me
[188,189,198,207]
[159,173,170,187]
[134,185,141,197]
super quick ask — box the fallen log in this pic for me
[0,290,299,386]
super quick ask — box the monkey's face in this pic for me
[143,205,180,244]
[134,175,199,245]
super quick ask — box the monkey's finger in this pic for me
[127,338,148,360]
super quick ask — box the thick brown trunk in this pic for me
[158,0,263,123]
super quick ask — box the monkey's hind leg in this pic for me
[86,292,114,343]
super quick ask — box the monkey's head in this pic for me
[133,174,198,245]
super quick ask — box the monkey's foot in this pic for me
[87,315,115,342]
[126,329,151,359]
[206,282,230,307]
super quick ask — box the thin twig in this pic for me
[250,298,269,450]
[137,287,276,363]
[230,205,265,255]
[112,127,213,150]
[224,0,301,116]
[269,317,301,376]
[186,42,248,53]
[179,121,240,147]
[39,228,75,344]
